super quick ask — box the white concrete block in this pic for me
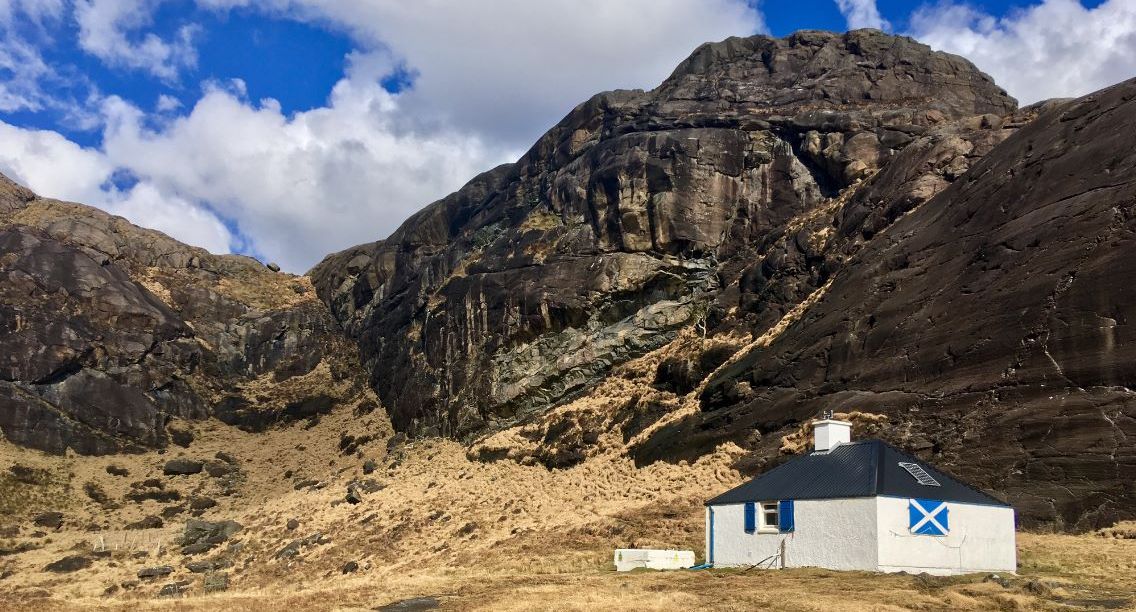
[614,549,696,572]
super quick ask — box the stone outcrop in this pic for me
[0,181,375,455]
[636,78,1136,529]
[310,30,1015,438]
[3,28,1134,529]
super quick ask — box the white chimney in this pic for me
[813,418,852,452]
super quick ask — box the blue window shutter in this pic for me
[909,499,949,536]
[744,502,756,533]
[778,500,795,532]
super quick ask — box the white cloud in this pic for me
[75,0,198,80]
[0,120,233,254]
[0,0,65,25]
[909,0,1136,105]
[0,121,114,202]
[155,93,181,112]
[836,0,891,30]
[198,0,764,147]
[97,62,501,271]
[108,182,234,253]
[4,0,767,271]
[0,0,69,113]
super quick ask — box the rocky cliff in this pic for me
[310,29,1135,527]
[0,180,375,455]
[2,29,1134,529]
[309,29,1016,438]
[647,77,1136,529]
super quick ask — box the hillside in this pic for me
[309,29,1132,529]
[1,27,1136,607]
[0,177,377,455]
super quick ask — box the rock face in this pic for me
[636,78,1136,529]
[310,30,1015,438]
[0,183,374,455]
[3,28,1134,529]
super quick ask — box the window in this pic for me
[760,502,779,532]
[745,500,795,534]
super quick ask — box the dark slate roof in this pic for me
[707,439,1009,507]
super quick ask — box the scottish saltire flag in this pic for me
[909,499,949,535]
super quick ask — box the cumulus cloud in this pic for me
[97,63,501,270]
[75,0,198,80]
[909,0,1136,105]
[198,0,764,147]
[835,0,891,30]
[0,0,70,113]
[155,93,181,112]
[0,120,233,253]
[1,0,764,271]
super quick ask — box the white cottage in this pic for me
[705,418,1016,575]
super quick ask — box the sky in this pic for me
[0,0,1132,272]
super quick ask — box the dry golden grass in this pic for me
[2,404,1134,612]
[0,284,1132,611]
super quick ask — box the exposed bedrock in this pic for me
[637,78,1136,529]
[310,29,1017,438]
[0,189,371,455]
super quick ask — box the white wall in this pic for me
[708,498,878,570]
[875,497,1017,575]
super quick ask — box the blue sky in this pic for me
[0,0,1132,271]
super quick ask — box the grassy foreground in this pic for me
[2,531,1134,610]
[1,360,1133,611]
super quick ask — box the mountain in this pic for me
[0,176,376,455]
[308,29,1015,436]
[644,75,1136,529]
[1,29,1133,530]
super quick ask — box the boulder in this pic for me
[137,566,173,579]
[157,580,190,598]
[43,555,91,573]
[125,516,163,530]
[163,459,203,476]
[274,533,326,560]
[345,482,364,505]
[33,512,63,530]
[189,497,216,511]
[168,427,194,448]
[204,461,236,478]
[181,519,242,549]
